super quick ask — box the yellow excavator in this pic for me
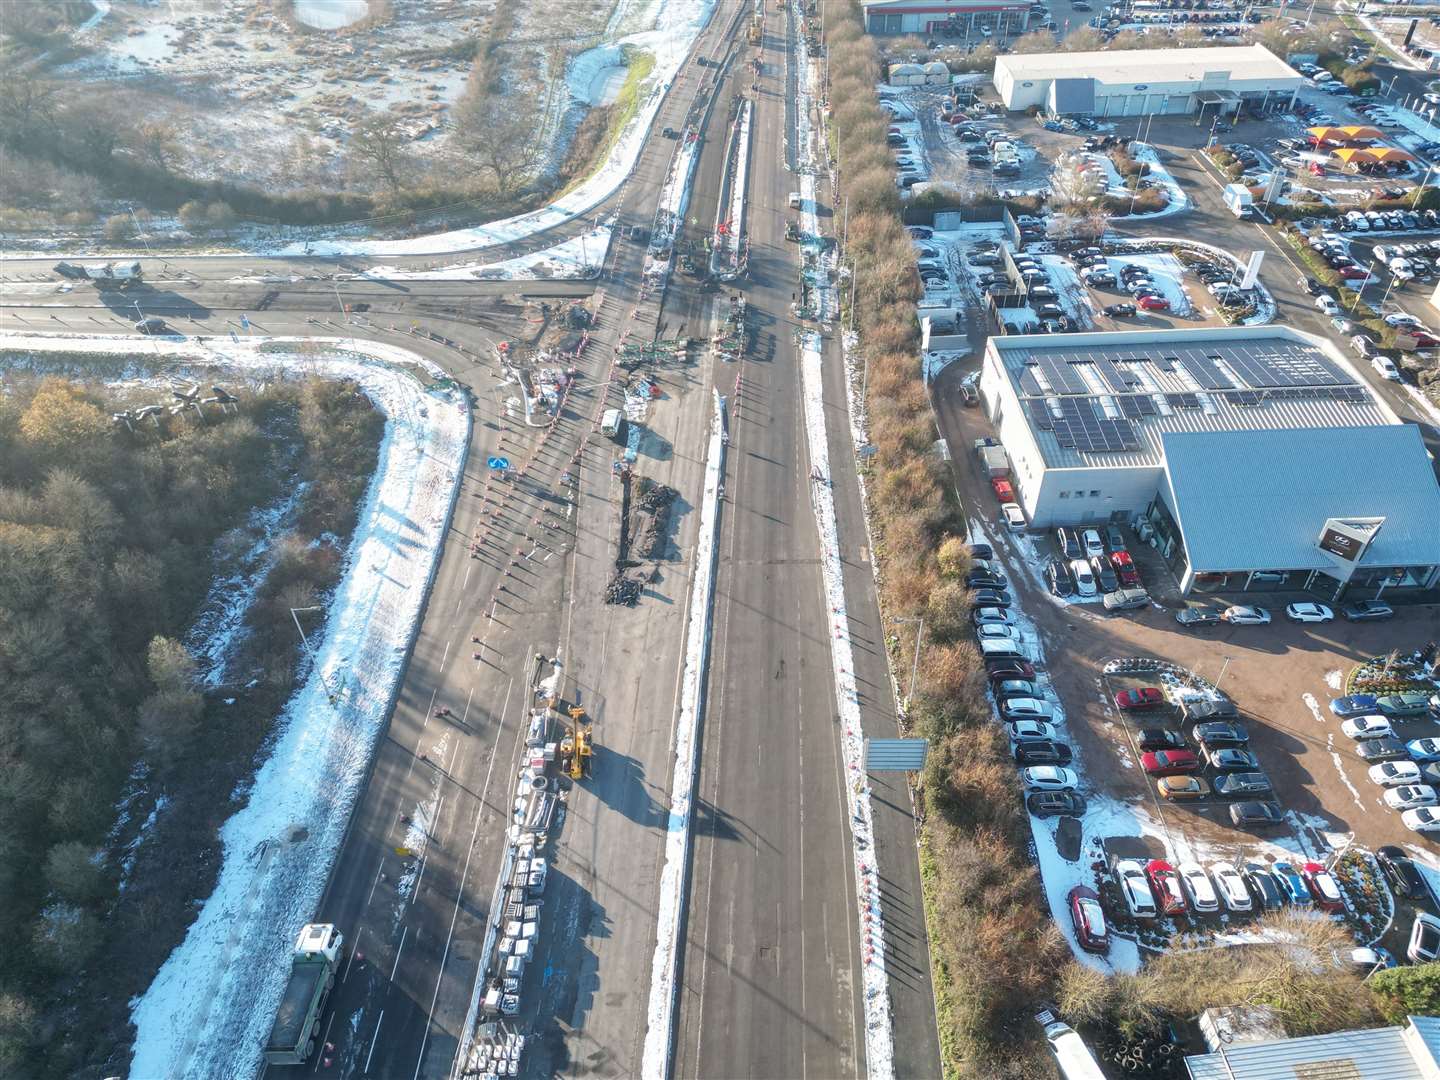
[560,705,594,781]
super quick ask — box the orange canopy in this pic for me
[1368,146,1415,163]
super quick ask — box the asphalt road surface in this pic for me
[0,2,941,1077]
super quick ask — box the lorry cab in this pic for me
[788,192,802,209]
[600,408,626,441]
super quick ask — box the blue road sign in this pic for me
[487,456,511,471]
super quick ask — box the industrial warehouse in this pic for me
[863,0,1032,38]
[993,44,1304,117]
[977,327,1440,599]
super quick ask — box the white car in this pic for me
[1370,760,1423,787]
[1315,295,1341,316]
[1001,502,1027,531]
[1070,558,1097,597]
[1115,859,1158,918]
[1410,911,1440,962]
[1285,602,1333,623]
[1384,312,1422,327]
[1002,697,1058,721]
[1385,785,1440,811]
[1372,355,1402,381]
[1222,605,1271,625]
[1209,861,1252,913]
[1178,862,1220,913]
[977,623,1017,641]
[1022,766,1079,792]
[1081,528,1104,557]
[1008,719,1060,743]
[1342,715,1395,741]
[1403,806,1440,834]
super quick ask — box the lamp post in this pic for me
[1349,259,1379,312]
[1413,162,1435,208]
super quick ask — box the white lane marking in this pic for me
[441,639,451,671]
[390,925,408,981]
[364,1009,384,1075]
[342,927,363,983]
[366,856,385,907]
[312,1011,337,1072]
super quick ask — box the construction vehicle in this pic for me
[560,706,594,781]
[748,16,761,44]
[263,924,343,1066]
[784,220,801,242]
[54,259,142,287]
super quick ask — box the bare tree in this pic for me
[348,113,410,197]
[1047,152,1111,240]
[0,72,60,146]
[133,120,181,173]
[455,96,540,195]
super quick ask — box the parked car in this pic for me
[972,588,1011,608]
[1070,559,1097,596]
[1285,602,1333,623]
[1022,766,1079,791]
[1136,728,1186,752]
[1115,859,1158,919]
[1176,606,1223,628]
[1008,718,1060,743]
[1403,806,1440,834]
[1356,736,1410,763]
[1104,303,1137,317]
[1001,503,1027,531]
[1193,721,1248,748]
[990,476,1015,502]
[1410,912,1440,963]
[1081,528,1105,558]
[1137,295,1170,311]
[1214,771,1273,798]
[1044,559,1076,598]
[1026,790,1086,818]
[1222,605,1271,625]
[976,623,1017,643]
[1376,845,1431,902]
[134,317,168,335]
[972,607,1013,627]
[1341,600,1393,621]
[1158,775,1210,801]
[1378,693,1433,717]
[1341,715,1395,741]
[1102,587,1149,611]
[1141,749,1201,776]
[1002,697,1057,722]
[1089,557,1119,593]
[1115,687,1166,711]
[1014,740,1074,766]
[1408,738,1440,762]
[1384,785,1439,811]
[1108,550,1140,586]
[1068,886,1110,953]
[1145,860,1187,916]
[1243,863,1285,908]
[1205,747,1261,772]
[1370,760,1424,787]
[1210,862,1252,913]
[1330,694,1381,718]
[1054,527,1082,559]
[1181,696,1239,722]
[986,658,1036,683]
[1302,862,1346,913]
[1179,862,1221,914]
[1272,861,1312,906]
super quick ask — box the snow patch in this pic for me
[1325,669,1345,691]
[351,226,612,281]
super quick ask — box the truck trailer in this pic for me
[264,923,343,1066]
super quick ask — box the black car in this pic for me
[1015,740,1074,766]
[1104,303,1137,317]
[1302,277,1324,295]
[1176,607,1223,628]
[967,543,993,561]
[1229,801,1283,827]
[1054,526,1082,559]
[1341,600,1394,622]
[1137,728,1187,752]
[1193,721,1248,748]
[1356,736,1410,763]
[972,588,1012,608]
[1090,557,1119,594]
[1243,863,1285,909]
[1026,790,1086,818]
[1214,771,1272,798]
[1377,846,1432,902]
[966,572,1008,590]
[1045,559,1076,598]
[135,317,168,335]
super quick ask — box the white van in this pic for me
[1043,1019,1107,1080]
[600,408,625,440]
[788,192,802,209]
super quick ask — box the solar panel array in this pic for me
[1011,341,1371,457]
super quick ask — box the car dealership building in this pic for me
[862,0,1032,38]
[993,44,1303,118]
[976,326,1440,599]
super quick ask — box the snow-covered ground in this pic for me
[346,226,612,281]
[0,331,469,1080]
[1130,143,1191,219]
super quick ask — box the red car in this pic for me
[1145,859,1187,916]
[1337,266,1370,281]
[1068,885,1110,953]
[1115,687,1165,711]
[1137,295,1170,311]
[991,477,1015,502]
[1141,749,1200,776]
[1109,550,1141,586]
[1302,861,1346,913]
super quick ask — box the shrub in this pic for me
[102,213,135,242]
[1371,963,1440,1023]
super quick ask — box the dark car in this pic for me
[1137,728,1187,752]
[966,571,1008,590]
[1356,736,1410,763]
[1303,277,1324,295]
[972,588,1012,608]
[135,317,168,335]
[1045,559,1076,598]
[1027,790,1086,818]
[1068,885,1109,953]
[1015,740,1074,766]
[1243,863,1285,908]
[1341,600,1395,622]
[1176,606,1223,628]
[1214,771,1273,798]
[1183,697,1239,722]
[1230,801,1284,827]
[1089,557,1119,593]
[1193,721,1249,748]
[967,543,993,561]
[1054,526,1082,560]
[1377,845,1432,903]
[994,678,1039,701]
[987,658,1037,683]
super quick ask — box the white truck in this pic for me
[263,924,343,1066]
[1222,183,1254,219]
[53,259,143,287]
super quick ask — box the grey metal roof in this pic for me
[996,44,1303,86]
[1162,425,1440,573]
[1185,1024,1426,1080]
[994,330,1394,469]
[1404,1015,1440,1071]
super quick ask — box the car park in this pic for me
[1302,862,1345,913]
[1209,862,1252,913]
[1330,694,1380,718]
[1023,766,1079,791]
[1115,687,1165,711]
[1158,775,1210,800]
[1356,736,1411,763]
[1341,715,1395,741]
[1403,806,1440,834]
[1205,747,1261,772]
[1142,749,1201,776]
[1115,859,1158,918]
[1027,790,1086,818]
[1014,740,1074,766]
[1272,861,1312,907]
[1179,862,1220,913]
[1384,785,1439,810]
[1221,605,1270,625]
[1370,760,1424,787]
[1193,721,1249,749]
[1409,912,1440,963]
[1068,886,1110,953]
[1376,845,1431,902]
[1145,860,1187,916]
[1214,771,1273,798]
[1285,602,1333,623]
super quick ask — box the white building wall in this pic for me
[1029,465,1162,528]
